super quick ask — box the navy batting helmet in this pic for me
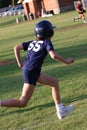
[34,20,56,39]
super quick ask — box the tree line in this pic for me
[0,0,18,8]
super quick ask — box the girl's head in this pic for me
[77,0,81,3]
[34,20,56,40]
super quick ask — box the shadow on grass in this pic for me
[0,48,14,60]
[0,19,16,27]
[0,93,87,116]
[0,102,54,116]
[62,94,87,104]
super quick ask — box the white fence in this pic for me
[82,0,87,8]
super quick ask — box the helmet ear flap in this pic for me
[44,29,54,38]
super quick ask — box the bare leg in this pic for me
[78,14,86,23]
[38,73,75,119]
[37,72,61,105]
[81,14,87,22]
[1,83,35,107]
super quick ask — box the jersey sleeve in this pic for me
[22,41,33,51]
[45,40,54,52]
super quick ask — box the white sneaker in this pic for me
[84,21,87,23]
[57,104,75,120]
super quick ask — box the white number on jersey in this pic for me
[28,41,43,52]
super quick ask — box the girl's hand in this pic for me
[18,63,23,68]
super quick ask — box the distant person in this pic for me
[74,0,87,23]
[37,10,41,18]
[0,20,75,120]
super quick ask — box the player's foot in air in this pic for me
[57,104,75,120]
[84,20,87,23]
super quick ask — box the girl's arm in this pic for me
[14,44,23,68]
[49,50,74,64]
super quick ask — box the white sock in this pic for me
[56,103,64,111]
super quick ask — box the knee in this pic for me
[18,100,28,108]
[54,79,59,86]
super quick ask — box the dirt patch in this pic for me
[0,60,15,66]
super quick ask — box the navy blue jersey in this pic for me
[22,39,54,71]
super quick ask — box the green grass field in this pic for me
[0,11,87,130]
